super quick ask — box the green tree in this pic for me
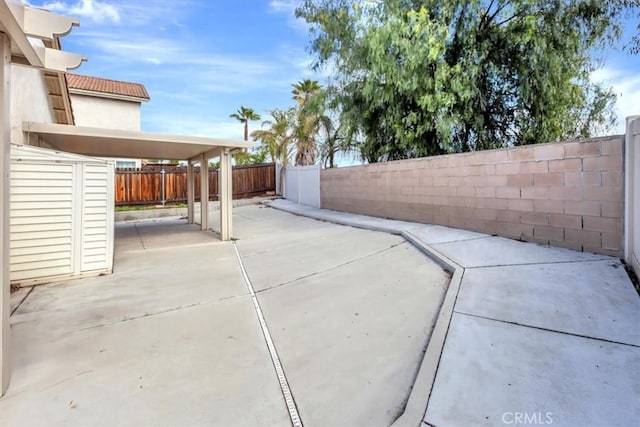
[297,0,622,162]
[230,106,261,141]
[619,0,640,54]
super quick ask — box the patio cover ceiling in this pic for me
[22,121,253,161]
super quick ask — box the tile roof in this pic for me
[65,73,150,101]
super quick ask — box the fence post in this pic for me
[160,168,166,206]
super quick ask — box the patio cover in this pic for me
[23,121,252,160]
[22,121,253,241]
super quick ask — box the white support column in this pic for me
[199,154,209,231]
[219,149,233,241]
[1,32,12,397]
[186,160,194,224]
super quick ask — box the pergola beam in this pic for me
[0,3,86,72]
[0,1,42,67]
[23,6,79,40]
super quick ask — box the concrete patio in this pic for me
[267,199,640,427]
[2,204,449,426]
[2,201,639,426]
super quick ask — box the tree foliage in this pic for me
[297,0,627,162]
[251,108,295,167]
[250,80,345,167]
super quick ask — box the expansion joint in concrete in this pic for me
[255,241,407,294]
[133,223,146,250]
[10,286,34,317]
[462,257,613,270]
[73,296,242,333]
[453,311,640,348]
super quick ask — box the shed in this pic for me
[10,143,114,285]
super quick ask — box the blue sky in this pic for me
[29,0,640,139]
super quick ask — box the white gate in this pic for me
[283,164,321,208]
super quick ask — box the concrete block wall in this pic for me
[321,136,624,257]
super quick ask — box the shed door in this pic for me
[10,162,74,281]
[80,163,113,272]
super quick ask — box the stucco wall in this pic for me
[70,94,141,131]
[10,65,55,144]
[70,93,142,167]
[322,136,624,257]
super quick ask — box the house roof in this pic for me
[65,73,150,102]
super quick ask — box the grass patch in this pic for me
[115,203,187,212]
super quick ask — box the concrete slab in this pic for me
[258,200,640,427]
[408,225,488,245]
[3,217,290,426]
[2,296,289,427]
[233,207,406,292]
[264,199,421,234]
[13,236,245,338]
[432,235,610,268]
[254,241,450,427]
[114,197,275,223]
[425,313,640,427]
[117,219,220,252]
[3,205,452,426]
[457,260,640,346]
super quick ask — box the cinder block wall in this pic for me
[321,136,624,256]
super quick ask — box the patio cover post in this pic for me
[0,1,85,396]
[1,32,11,396]
[219,148,233,241]
[199,154,209,230]
[186,159,194,224]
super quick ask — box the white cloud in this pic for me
[43,0,120,24]
[269,0,299,13]
[143,57,161,65]
[144,115,248,140]
[74,30,280,93]
[592,67,640,134]
[269,0,308,32]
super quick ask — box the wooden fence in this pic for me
[115,163,276,206]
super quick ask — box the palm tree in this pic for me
[292,108,319,166]
[291,79,321,106]
[290,82,326,166]
[230,106,261,141]
[250,109,293,166]
[251,109,295,194]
